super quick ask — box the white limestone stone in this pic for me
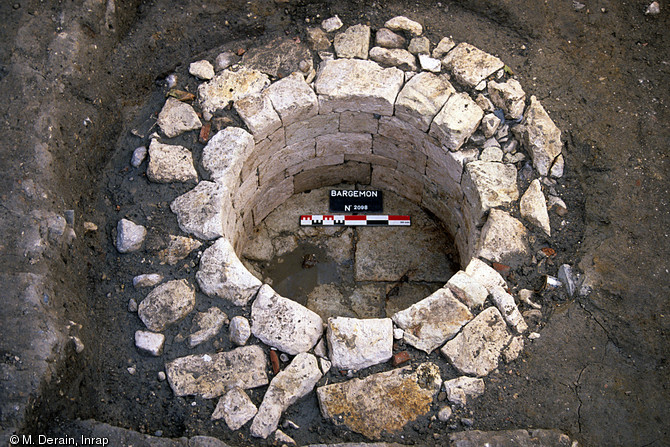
[319,357,332,374]
[327,317,393,370]
[116,218,146,253]
[274,430,295,445]
[259,139,315,185]
[317,363,441,439]
[462,161,519,220]
[464,258,507,292]
[488,79,526,120]
[156,97,202,138]
[502,336,525,363]
[215,51,236,71]
[432,37,456,59]
[418,54,441,73]
[189,60,215,80]
[441,43,505,88]
[251,285,323,355]
[138,279,196,332]
[395,72,455,132]
[438,406,453,422]
[198,68,270,116]
[446,270,489,309]
[520,179,551,236]
[490,285,528,334]
[135,330,165,356]
[477,209,531,267]
[315,132,372,156]
[212,387,257,430]
[307,27,331,51]
[265,72,318,126]
[250,353,322,439]
[481,113,501,139]
[375,28,406,49]
[165,346,268,398]
[147,140,198,183]
[334,24,370,59]
[196,238,262,306]
[475,93,495,112]
[201,127,255,190]
[550,153,565,178]
[440,306,511,377]
[429,92,484,151]
[321,15,343,32]
[253,176,294,224]
[285,113,339,145]
[408,36,430,55]
[133,273,163,288]
[369,47,417,71]
[315,59,404,116]
[157,235,202,265]
[392,288,473,354]
[443,376,485,406]
[480,146,504,162]
[234,92,282,142]
[170,181,232,240]
[522,96,563,177]
[188,307,228,348]
[384,16,423,36]
[229,316,252,346]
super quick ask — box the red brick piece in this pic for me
[269,350,280,374]
[392,351,411,367]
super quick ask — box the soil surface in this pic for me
[1,1,668,446]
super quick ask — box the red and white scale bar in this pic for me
[300,215,411,226]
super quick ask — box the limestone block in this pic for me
[317,363,441,439]
[201,127,255,190]
[170,181,232,240]
[371,165,423,203]
[285,113,339,146]
[234,93,282,142]
[489,79,526,120]
[392,288,473,354]
[345,153,397,169]
[156,97,202,138]
[421,180,461,232]
[116,219,146,253]
[429,92,484,151]
[334,24,370,59]
[377,116,438,154]
[490,285,528,334]
[315,132,372,157]
[418,54,441,73]
[369,47,417,71]
[520,179,551,236]
[198,68,270,116]
[189,60,215,80]
[242,127,285,182]
[327,317,393,370]
[475,93,495,112]
[158,235,202,266]
[315,59,404,116]
[229,316,252,346]
[196,238,262,306]
[375,28,406,49]
[443,376,485,406]
[522,96,563,177]
[461,161,518,221]
[339,111,379,134]
[384,16,423,36]
[135,330,165,356]
[138,279,195,332]
[424,155,462,200]
[147,140,198,183]
[250,353,322,438]
[265,72,319,126]
[259,139,316,185]
[441,43,505,88]
[477,209,530,267]
[187,307,228,348]
[253,176,293,224]
[446,270,489,309]
[440,306,511,377]
[464,258,507,292]
[293,161,370,193]
[233,172,258,210]
[287,153,344,176]
[372,135,426,172]
[251,285,323,355]
[395,72,455,132]
[212,387,257,430]
[165,346,268,398]
[432,37,456,59]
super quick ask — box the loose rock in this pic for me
[274,430,295,445]
[432,37,456,59]
[429,92,484,151]
[189,60,215,80]
[170,181,233,240]
[212,387,258,430]
[156,98,202,139]
[138,279,196,332]
[444,376,485,406]
[488,79,526,120]
[131,146,147,167]
[520,179,551,236]
[418,54,441,73]
[446,270,489,309]
[477,209,531,268]
[198,68,270,116]
[229,316,251,346]
[116,219,146,253]
[502,336,525,363]
[375,28,406,49]
[233,93,282,142]
[321,15,343,32]
[201,127,255,190]
[158,235,202,265]
[133,273,163,288]
[394,72,455,132]
[369,47,417,71]
[480,146,503,162]
[327,317,393,370]
[441,43,505,88]
[147,140,198,183]
[188,307,228,348]
[334,24,370,59]
[464,258,507,292]
[408,36,430,55]
[522,96,563,177]
[384,16,423,36]
[306,27,331,51]
[135,330,165,356]
[215,51,237,71]
[490,285,528,334]
[438,406,453,422]
[481,113,501,139]
[462,161,519,220]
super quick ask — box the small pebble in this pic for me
[127,366,136,375]
[131,146,147,167]
[128,298,138,312]
[157,371,166,381]
[461,417,474,427]
[280,353,289,362]
[83,221,98,232]
[438,406,452,422]
[64,210,75,225]
[529,332,541,340]
[645,1,660,15]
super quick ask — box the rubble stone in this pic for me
[156,97,202,138]
[321,15,343,32]
[133,273,163,288]
[432,37,456,59]
[502,336,525,363]
[265,72,319,126]
[438,406,453,422]
[392,288,473,354]
[327,317,393,370]
[446,270,489,309]
[418,54,441,72]
[334,24,370,59]
[234,93,282,142]
[147,140,198,183]
[251,285,323,355]
[138,279,196,332]
[135,330,165,356]
[444,376,485,406]
[229,316,252,346]
[395,72,455,132]
[375,28,406,49]
[197,238,262,306]
[408,37,430,55]
[198,68,270,116]
[188,307,228,348]
[306,27,331,51]
[480,146,503,162]
[116,219,146,253]
[369,47,417,71]
[477,209,530,268]
[520,179,551,236]
[165,345,268,398]
[464,258,507,292]
[481,113,501,139]
[170,181,232,240]
[441,43,505,88]
[189,60,215,80]
[462,161,518,220]
[158,235,202,265]
[317,363,441,438]
[250,353,322,439]
[522,96,563,177]
[384,16,423,36]
[131,146,147,167]
[212,387,257,430]
[440,306,511,377]
[215,51,237,71]
[201,127,255,189]
[489,79,526,120]
[550,153,565,178]
[429,92,484,151]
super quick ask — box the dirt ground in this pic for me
[1,0,668,446]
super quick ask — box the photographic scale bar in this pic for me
[300,215,411,226]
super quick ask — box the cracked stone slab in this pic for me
[327,317,393,370]
[444,376,485,406]
[394,72,455,132]
[198,68,270,116]
[520,178,551,236]
[170,181,233,240]
[201,127,255,190]
[429,92,484,151]
[315,59,404,116]
[251,284,323,355]
[441,43,504,88]
[138,279,196,332]
[522,96,563,177]
[265,72,319,126]
[464,258,507,292]
[488,79,526,120]
[147,140,198,183]
[196,238,262,306]
[212,387,257,430]
[445,270,489,309]
[250,353,322,439]
[334,24,371,59]
[317,363,441,439]
[462,161,519,221]
[187,307,228,348]
[440,306,511,377]
[157,97,202,138]
[165,345,268,399]
[369,47,417,71]
[477,209,531,267]
[392,288,473,354]
[432,37,456,59]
